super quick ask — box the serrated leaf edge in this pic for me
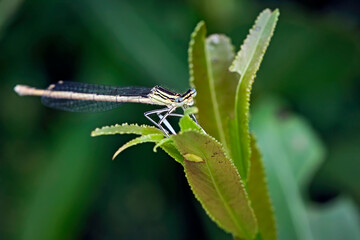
[230,8,279,180]
[249,134,277,240]
[91,123,163,136]
[188,21,205,88]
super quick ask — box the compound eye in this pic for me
[175,97,183,103]
[191,88,197,97]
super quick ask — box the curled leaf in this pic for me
[153,137,172,152]
[112,134,164,160]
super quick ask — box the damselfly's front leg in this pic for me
[158,107,176,126]
[144,107,176,136]
[145,107,205,136]
[157,113,176,136]
[156,107,178,136]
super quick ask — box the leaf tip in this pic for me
[189,21,206,43]
[152,146,158,153]
[112,150,120,160]
[195,20,206,30]
[90,129,99,137]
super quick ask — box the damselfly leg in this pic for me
[144,106,205,137]
[144,107,176,136]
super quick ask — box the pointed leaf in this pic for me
[172,131,258,239]
[247,135,276,240]
[112,134,164,160]
[188,22,238,151]
[91,123,163,137]
[153,138,172,152]
[229,9,279,180]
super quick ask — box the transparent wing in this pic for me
[41,81,152,112]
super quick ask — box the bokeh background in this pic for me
[1,0,359,239]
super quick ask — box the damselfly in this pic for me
[14,81,202,136]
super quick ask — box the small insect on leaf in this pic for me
[183,153,204,163]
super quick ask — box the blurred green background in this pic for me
[1,0,359,239]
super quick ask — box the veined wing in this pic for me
[41,81,152,112]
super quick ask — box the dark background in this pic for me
[1,0,359,239]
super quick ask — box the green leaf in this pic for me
[251,97,324,240]
[188,21,238,152]
[152,137,184,165]
[229,9,279,180]
[158,141,184,165]
[153,137,172,152]
[112,134,164,160]
[172,131,258,239]
[179,115,202,132]
[247,135,276,240]
[307,197,360,240]
[91,123,163,137]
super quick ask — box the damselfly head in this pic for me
[190,88,197,97]
[181,88,197,106]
